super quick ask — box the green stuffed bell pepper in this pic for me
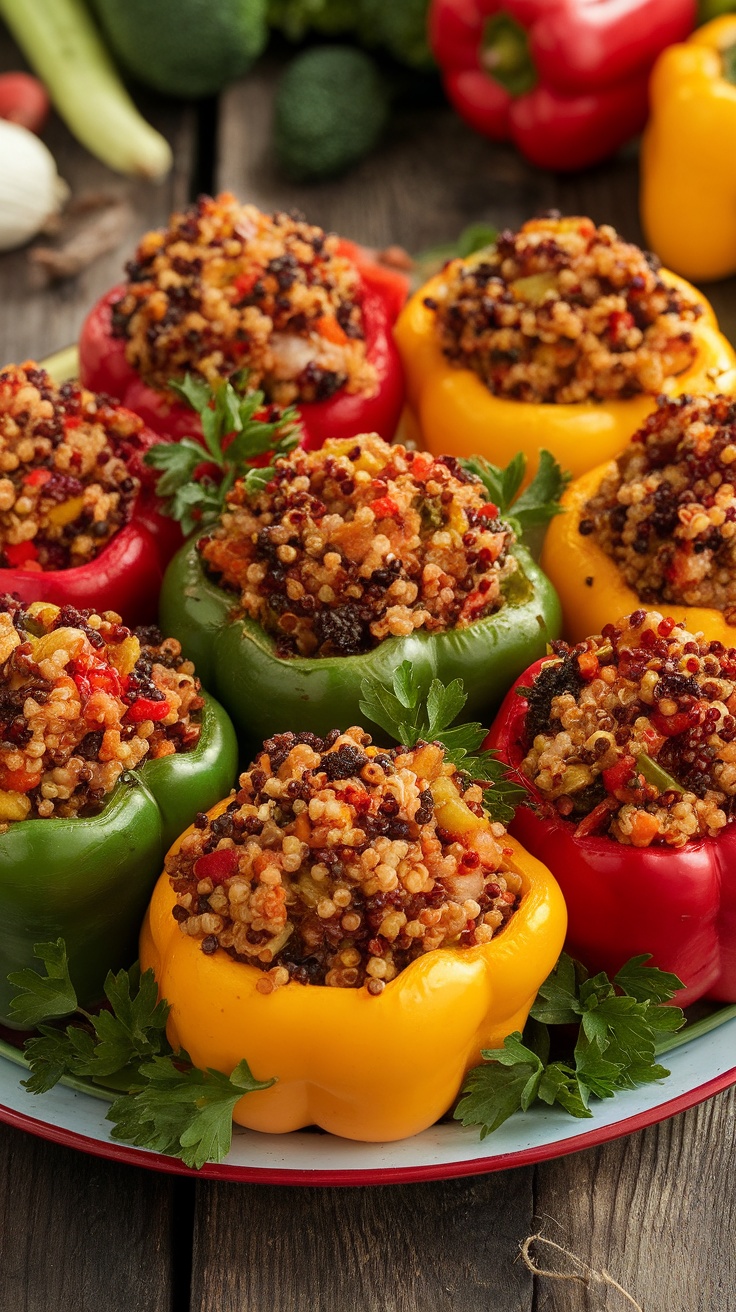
[0,597,237,1025]
[159,437,563,746]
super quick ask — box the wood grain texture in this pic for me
[0,1124,178,1312]
[533,1087,736,1312]
[190,1171,535,1312]
[0,35,195,365]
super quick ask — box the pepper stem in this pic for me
[481,12,536,98]
[721,41,736,85]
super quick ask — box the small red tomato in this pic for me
[0,73,50,134]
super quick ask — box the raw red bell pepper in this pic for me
[429,0,696,171]
[485,657,736,1005]
[78,247,408,452]
[1,415,181,624]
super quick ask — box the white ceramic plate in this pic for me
[0,1015,734,1184]
[6,347,731,1182]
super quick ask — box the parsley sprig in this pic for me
[454,953,685,1137]
[144,372,301,535]
[359,660,525,824]
[460,449,570,536]
[8,941,274,1170]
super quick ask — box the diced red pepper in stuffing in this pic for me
[193,847,240,884]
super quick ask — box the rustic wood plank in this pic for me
[0,1123,184,1312]
[532,1087,736,1312]
[0,33,196,365]
[190,1170,535,1312]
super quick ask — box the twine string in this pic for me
[520,1234,644,1311]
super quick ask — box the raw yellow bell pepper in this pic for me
[641,17,736,283]
[140,797,566,1143]
[395,264,736,482]
[541,461,736,646]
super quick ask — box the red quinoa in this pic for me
[521,610,736,846]
[582,395,736,619]
[111,193,377,406]
[431,216,702,404]
[0,595,203,826]
[199,434,517,658]
[0,362,143,570]
[167,727,521,991]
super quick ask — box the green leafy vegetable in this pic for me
[145,372,300,535]
[7,940,78,1028]
[460,449,570,536]
[8,941,275,1168]
[107,1056,275,1170]
[454,953,685,1136]
[359,660,525,823]
[412,222,498,286]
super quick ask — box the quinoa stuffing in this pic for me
[167,727,521,991]
[0,363,144,571]
[521,610,736,847]
[111,192,378,406]
[0,595,203,827]
[581,395,736,620]
[429,215,702,404]
[199,434,518,658]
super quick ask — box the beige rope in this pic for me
[520,1233,644,1310]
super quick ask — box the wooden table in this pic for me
[0,35,734,1312]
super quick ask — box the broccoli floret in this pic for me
[90,0,268,98]
[274,45,390,182]
[358,0,434,70]
[267,0,355,40]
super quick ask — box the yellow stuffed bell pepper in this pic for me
[542,462,736,647]
[140,774,566,1144]
[641,18,736,283]
[396,263,736,484]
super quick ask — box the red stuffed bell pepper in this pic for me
[429,0,696,171]
[79,194,407,452]
[486,610,736,1005]
[0,362,180,623]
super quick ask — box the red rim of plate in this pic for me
[0,1064,734,1185]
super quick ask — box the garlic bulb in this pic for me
[0,118,68,252]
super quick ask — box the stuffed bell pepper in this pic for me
[158,434,562,746]
[395,215,736,482]
[0,362,182,624]
[542,394,736,645]
[430,0,695,172]
[0,594,237,1025]
[140,723,566,1141]
[79,193,407,451]
[486,610,736,1005]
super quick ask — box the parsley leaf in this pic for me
[7,940,78,1028]
[10,942,277,1169]
[145,373,301,533]
[107,1056,276,1170]
[454,951,685,1137]
[358,661,525,823]
[460,450,570,536]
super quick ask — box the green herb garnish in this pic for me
[460,449,570,536]
[144,372,301,535]
[454,953,685,1137]
[8,941,274,1169]
[359,660,525,824]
